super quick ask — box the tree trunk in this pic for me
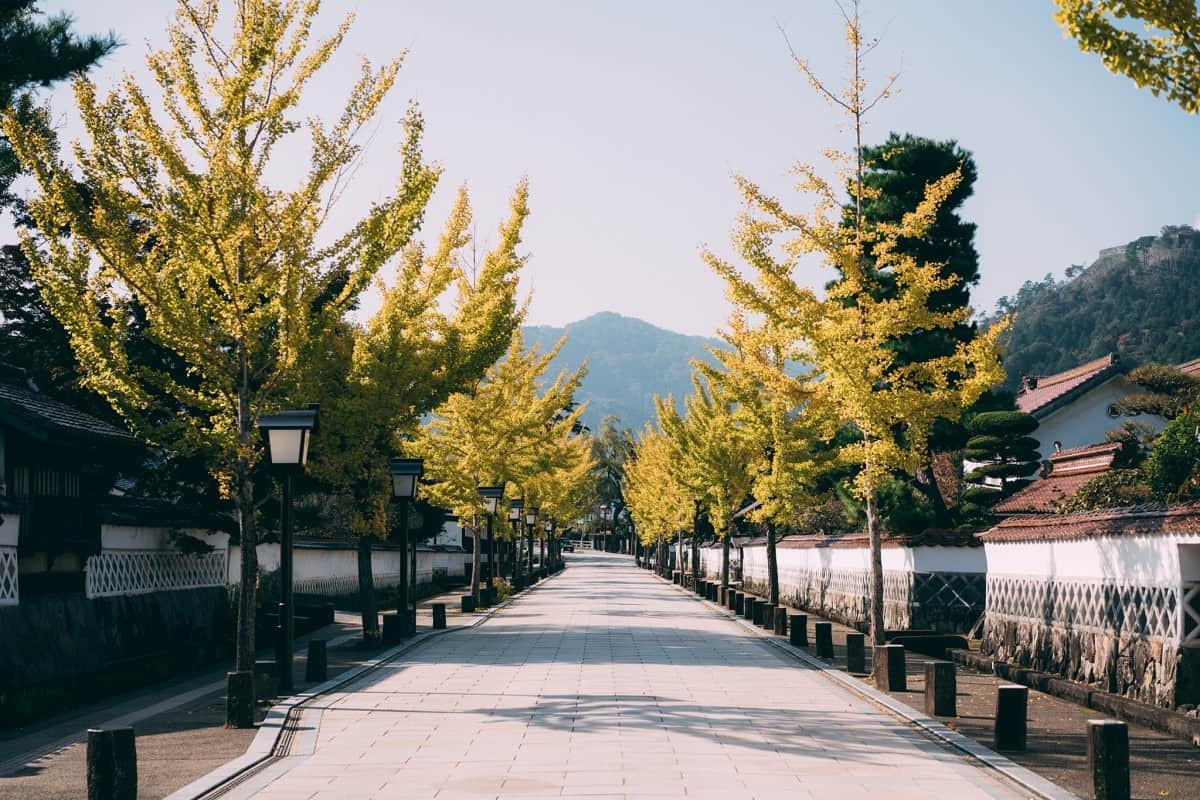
[470,524,482,603]
[691,499,701,585]
[866,492,886,645]
[912,457,953,528]
[357,536,378,640]
[720,529,731,589]
[766,519,779,606]
[234,391,257,673]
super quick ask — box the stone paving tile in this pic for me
[240,553,1041,799]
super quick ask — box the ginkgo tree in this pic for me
[706,1,1007,644]
[698,314,836,606]
[305,183,528,640]
[413,331,587,604]
[2,0,442,711]
[658,376,759,594]
[626,427,693,574]
[1054,0,1200,113]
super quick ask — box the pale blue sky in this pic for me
[24,1,1200,336]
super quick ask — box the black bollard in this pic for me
[727,589,738,610]
[306,640,328,683]
[1088,719,1130,800]
[87,727,136,800]
[814,622,834,658]
[432,602,447,629]
[461,595,476,613]
[743,596,756,621]
[924,660,956,717]
[873,644,907,691]
[773,607,788,636]
[734,591,745,615]
[845,632,866,674]
[225,671,255,729]
[753,599,766,626]
[382,612,407,645]
[789,613,808,646]
[994,684,1028,751]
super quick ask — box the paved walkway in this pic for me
[233,553,1037,800]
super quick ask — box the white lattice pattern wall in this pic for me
[0,546,16,606]
[85,550,226,598]
[986,574,1179,643]
[295,572,402,597]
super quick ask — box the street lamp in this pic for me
[257,403,319,695]
[389,458,423,634]
[477,486,503,604]
[508,498,523,587]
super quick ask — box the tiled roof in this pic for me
[979,502,1200,543]
[0,383,137,444]
[777,528,981,549]
[1015,353,1122,417]
[994,441,1123,515]
[1178,357,1200,379]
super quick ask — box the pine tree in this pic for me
[1,1,118,207]
[3,1,439,696]
[961,409,1041,513]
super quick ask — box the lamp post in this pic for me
[389,458,423,634]
[543,520,552,571]
[477,486,503,604]
[525,507,538,577]
[508,498,523,588]
[258,404,319,695]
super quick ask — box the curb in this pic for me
[166,567,567,800]
[652,571,1079,800]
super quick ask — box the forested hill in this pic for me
[990,225,1200,389]
[523,312,724,432]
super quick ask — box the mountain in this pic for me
[522,312,724,432]
[990,225,1200,389]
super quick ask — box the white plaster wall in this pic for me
[910,545,986,573]
[1034,375,1167,455]
[984,531,1200,586]
[0,512,18,547]
[227,542,465,587]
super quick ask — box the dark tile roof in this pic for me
[0,383,137,444]
[99,495,236,533]
[979,502,1200,543]
[1016,353,1122,417]
[994,441,1123,515]
[776,528,982,550]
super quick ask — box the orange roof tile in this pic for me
[979,502,1200,543]
[993,441,1122,515]
[1015,353,1121,416]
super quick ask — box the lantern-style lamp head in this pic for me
[258,404,319,468]
[388,457,424,500]
[477,485,503,515]
[508,497,524,522]
[526,507,538,526]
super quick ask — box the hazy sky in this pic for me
[24,1,1200,336]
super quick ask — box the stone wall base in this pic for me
[981,616,1182,707]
